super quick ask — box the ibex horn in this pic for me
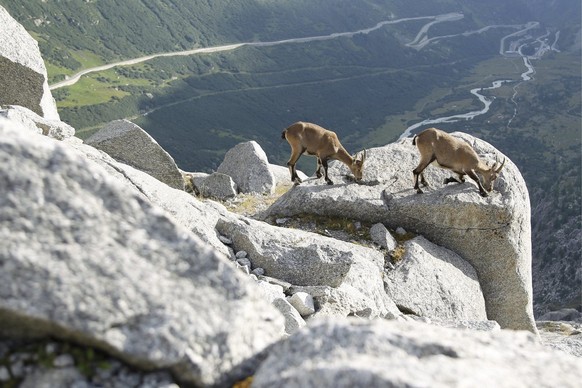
[496,157,506,173]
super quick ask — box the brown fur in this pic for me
[412,127,504,197]
[282,121,366,185]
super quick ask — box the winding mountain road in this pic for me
[49,12,462,90]
[49,11,559,139]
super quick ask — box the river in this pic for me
[399,21,560,139]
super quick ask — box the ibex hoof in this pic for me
[480,191,489,197]
[416,188,424,194]
[326,180,334,185]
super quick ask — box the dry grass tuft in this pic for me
[390,245,407,262]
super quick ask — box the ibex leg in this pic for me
[322,158,333,185]
[287,148,305,184]
[315,157,324,178]
[413,155,435,193]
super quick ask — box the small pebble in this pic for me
[0,367,10,382]
[54,354,75,368]
[251,267,265,276]
[218,235,232,245]
[235,250,248,259]
[236,257,251,268]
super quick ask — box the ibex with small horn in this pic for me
[282,121,366,185]
[412,127,505,197]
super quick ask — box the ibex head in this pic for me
[349,149,367,181]
[481,157,505,193]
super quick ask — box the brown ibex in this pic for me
[282,121,366,185]
[412,127,505,197]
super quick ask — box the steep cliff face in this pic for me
[531,185,582,316]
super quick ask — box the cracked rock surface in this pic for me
[0,119,284,387]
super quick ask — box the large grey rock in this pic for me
[0,7,59,120]
[216,215,401,319]
[369,223,397,251]
[385,236,487,321]
[67,139,237,260]
[194,172,238,200]
[0,105,74,140]
[85,119,184,190]
[253,318,582,388]
[217,141,276,194]
[266,135,537,333]
[65,140,235,261]
[217,217,352,287]
[0,118,284,387]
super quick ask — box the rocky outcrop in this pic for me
[253,318,582,388]
[265,137,537,333]
[0,118,284,387]
[0,105,74,140]
[216,215,401,320]
[0,6,59,120]
[0,115,579,386]
[65,139,234,259]
[1,6,579,387]
[85,119,184,190]
[217,141,276,194]
[385,236,487,321]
